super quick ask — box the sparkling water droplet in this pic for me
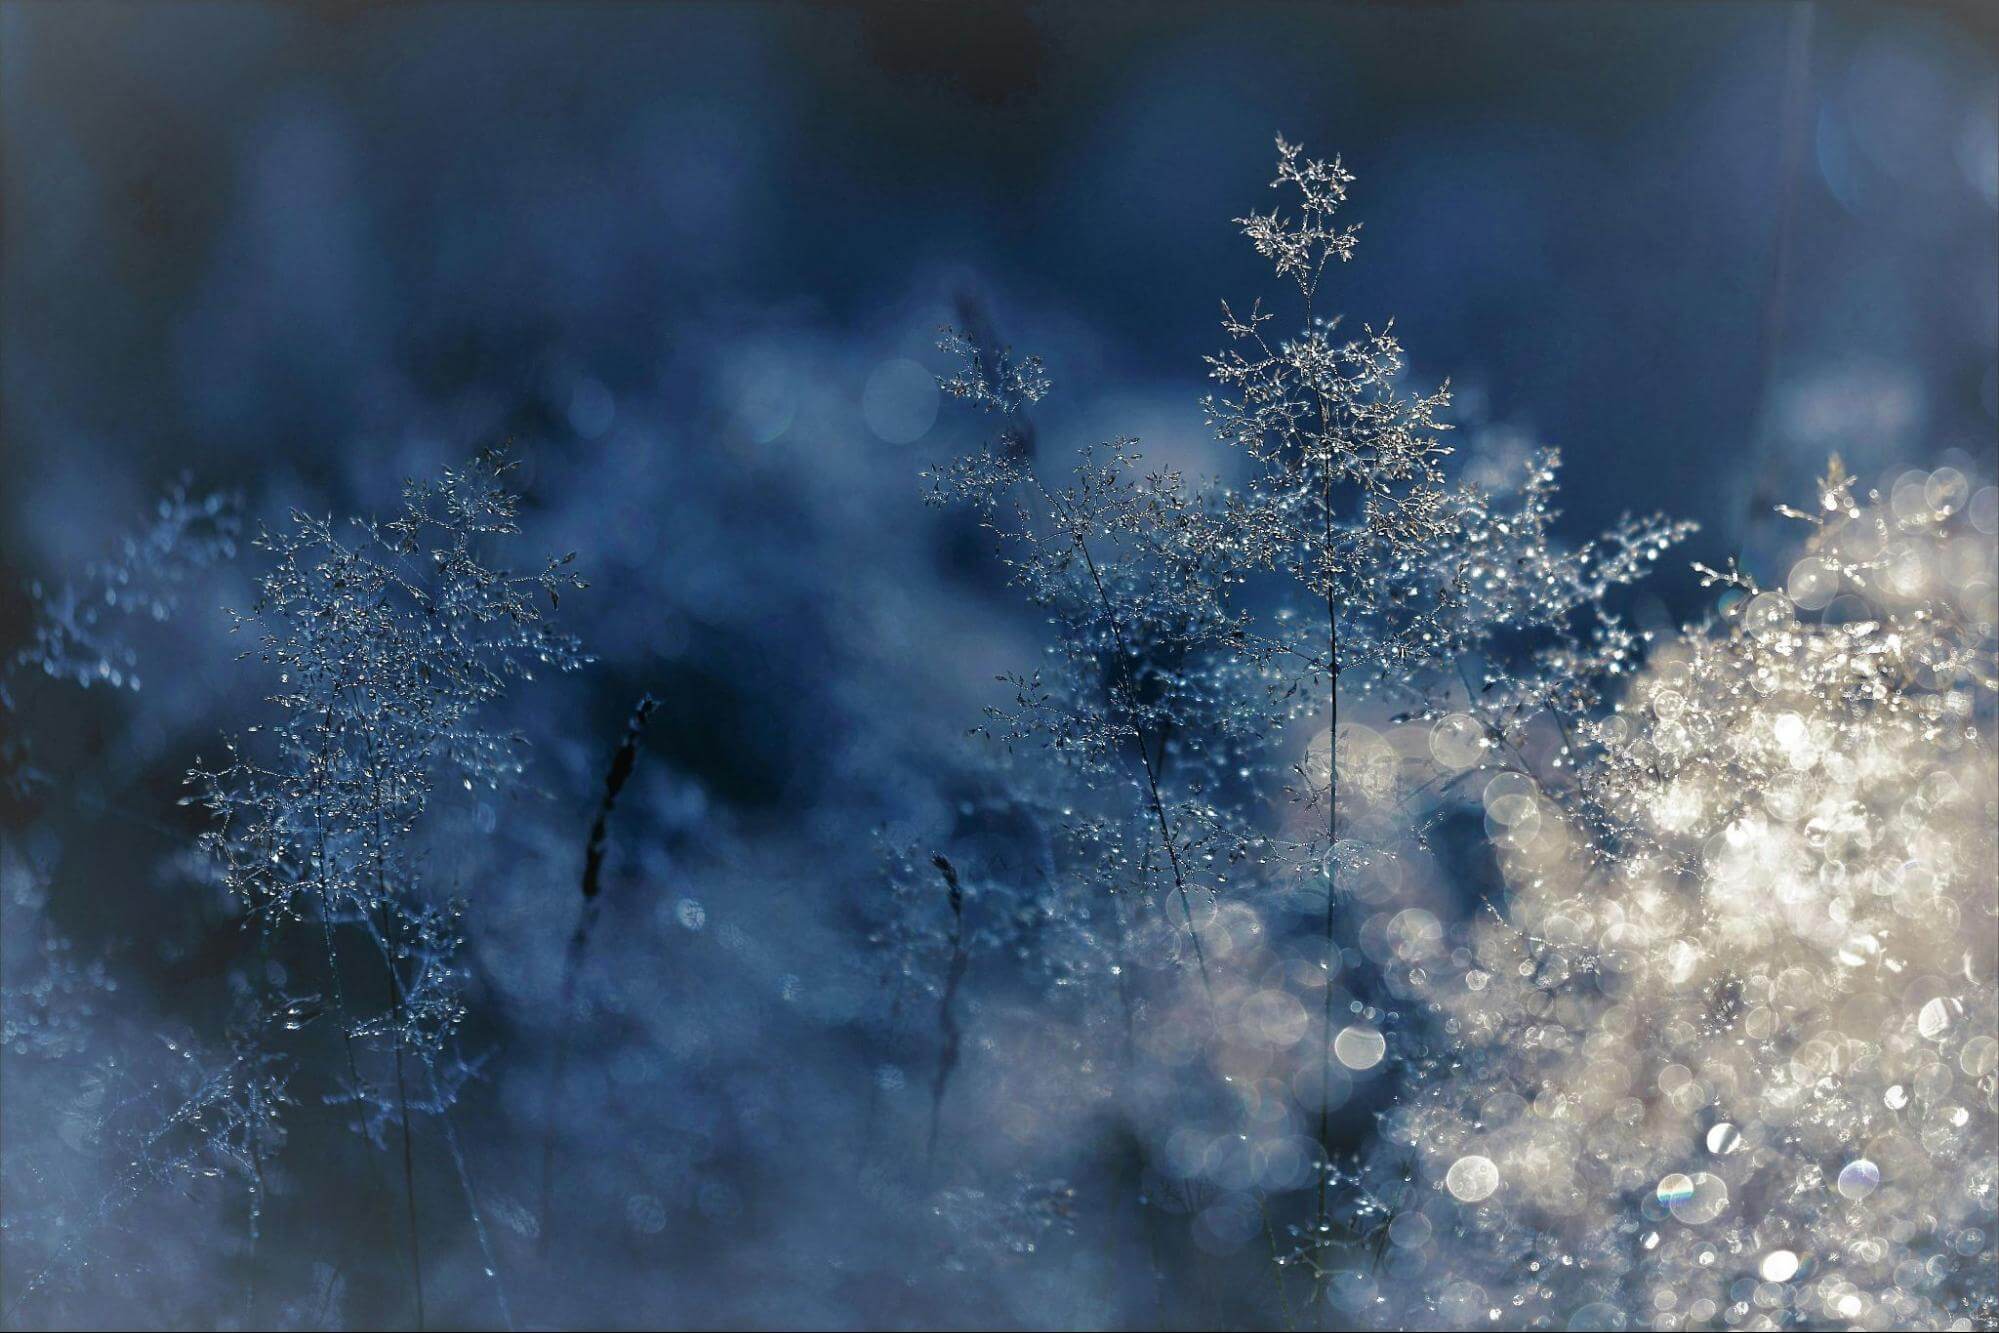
[1837,1159,1880,1200]
[1445,1154,1500,1203]
[1332,1024,1385,1071]
[1918,996,1956,1040]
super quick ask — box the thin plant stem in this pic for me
[923,854,971,1173]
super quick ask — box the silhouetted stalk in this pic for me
[923,855,971,1171]
[539,693,656,1252]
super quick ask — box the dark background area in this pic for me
[5,2,1994,580]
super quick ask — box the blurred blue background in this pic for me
[5,1,1994,579]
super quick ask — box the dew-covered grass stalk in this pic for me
[540,690,656,1252]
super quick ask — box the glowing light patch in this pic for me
[1333,1024,1385,1071]
[1837,1159,1881,1200]
[1657,1171,1728,1224]
[1445,1154,1500,1203]
[1918,996,1956,1040]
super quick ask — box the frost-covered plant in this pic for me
[4,481,239,701]
[1,483,255,1320]
[0,854,116,1063]
[3,832,292,1322]
[1373,461,1996,1330]
[1,482,239,793]
[921,138,1693,1316]
[187,450,583,1324]
[3,455,577,1326]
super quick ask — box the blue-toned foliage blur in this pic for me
[1,3,1994,1329]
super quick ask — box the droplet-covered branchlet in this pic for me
[186,450,582,1326]
[2,483,240,794]
[922,139,1699,1311]
[191,451,584,1042]
[2,961,295,1321]
[5,482,240,702]
[1,486,270,1320]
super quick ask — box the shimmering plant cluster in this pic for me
[906,139,1789,1324]
[4,454,582,1326]
[0,124,1989,1333]
[1,483,239,794]
[1,484,280,1321]
[3,482,240,702]
[1369,461,1997,1331]
[185,451,583,1321]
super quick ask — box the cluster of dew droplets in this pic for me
[1376,460,1996,1331]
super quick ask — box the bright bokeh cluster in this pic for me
[1371,462,1997,1330]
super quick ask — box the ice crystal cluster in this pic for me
[186,451,583,1317]
[189,455,580,1085]
[1377,461,1998,1330]
[914,140,1997,1328]
[5,454,581,1325]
